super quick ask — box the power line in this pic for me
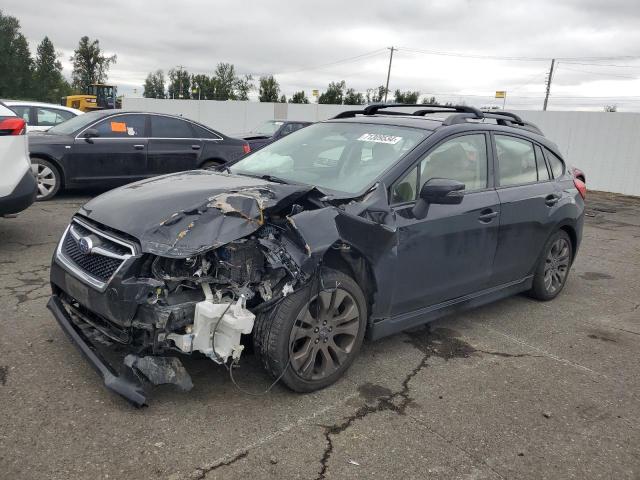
[269,48,388,76]
[395,47,640,63]
[556,64,639,79]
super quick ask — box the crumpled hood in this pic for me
[78,170,316,257]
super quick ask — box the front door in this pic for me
[68,114,148,187]
[390,132,500,315]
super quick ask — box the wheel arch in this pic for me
[558,224,577,261]
[30,154,66,187]
[199,157,226,168]
[321,245,378,322]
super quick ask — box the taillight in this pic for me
[0,116,26,136]
[573,177,586,199]
[243,143,251,154]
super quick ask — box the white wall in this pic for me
[123,98,640,196]
[512,111,640,196]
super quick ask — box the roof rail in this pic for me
[482,110,524,124]
[332,103,484,120]
[331,103,544,136]
[481,111,544,135]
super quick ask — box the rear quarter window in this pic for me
[545,149,565,178]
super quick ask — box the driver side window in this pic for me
[392,134,488,203]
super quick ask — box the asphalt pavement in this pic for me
[0,190,638,479]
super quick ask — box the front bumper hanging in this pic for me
[47,294,148,407]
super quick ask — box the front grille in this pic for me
[57,218,136,288]
[62,233,123,282]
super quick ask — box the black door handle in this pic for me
[133,144,145,150]
[545,194,560,206]
[478,209,498,223]
[191,145,201,150]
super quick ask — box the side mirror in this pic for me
[83,128,99,142]
[412,178,465,219]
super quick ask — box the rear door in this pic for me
[390,132,501,315]
[491,133,560,285]
[68,114,148,186]
[35,107,76,131]
[147,115,202,174]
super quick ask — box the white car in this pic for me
[0,101,37,216]
[4,101,83,132]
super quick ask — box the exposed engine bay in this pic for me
[146,227,304,365]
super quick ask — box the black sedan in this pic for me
[235,120,311,150]
[28,111,250,200]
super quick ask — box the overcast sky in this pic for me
[7,0,640,111]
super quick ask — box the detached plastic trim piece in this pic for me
[47,294,147,407]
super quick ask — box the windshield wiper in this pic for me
[238,172,290,184]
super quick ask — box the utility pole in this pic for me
[384,46,394,103]
[543,58,555,111]
[177,65,184,99]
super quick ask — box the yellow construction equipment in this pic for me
[61,84,119,112]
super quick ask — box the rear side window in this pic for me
[93,114,146,137]
[37,108,74,126]
[191,123,220,139]
[545,149,565,178]
[11,106,30,122]
[495,135,537,186]
[151,115,193,138]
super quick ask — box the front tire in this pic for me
[31,158,61,201]
[528,230,573,301]
[253,268,367,392]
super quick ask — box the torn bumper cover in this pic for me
[47,294,148,406]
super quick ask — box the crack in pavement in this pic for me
[315,327,532,479]
[193,451,248,480]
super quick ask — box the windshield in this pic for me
[47,111,103,135]
[251,120,283,136]
[230,122,429,195]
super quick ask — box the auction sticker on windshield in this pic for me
[357,133,402,144]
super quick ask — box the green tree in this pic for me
[33,36,69,102]
[394,90,420,103]
[344,88,365,105]
[289,90,309,104]
[70,36,116,90]
[318,80,346,104]
[190,73,210,99]
[0,11,33,98]
[421,96,437,105]
[365,86,387,103]
[143,70,166,98]
[212,63,237,100]
[279,94,287,103]
[235,74,254,101]
[258,75,280,102]
[167,67,190,99]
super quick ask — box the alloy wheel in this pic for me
[31,162,57,199]
[543,238,570,294]
[289,288,361,380]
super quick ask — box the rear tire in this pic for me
[253,268,367,392]
[528,230,573,301]
[31,158,61,201]
[201,160,224,170]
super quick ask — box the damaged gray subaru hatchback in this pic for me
[48,104,585,406]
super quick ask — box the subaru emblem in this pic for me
[78,236,93,255]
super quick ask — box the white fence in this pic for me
[123,98,640,196]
